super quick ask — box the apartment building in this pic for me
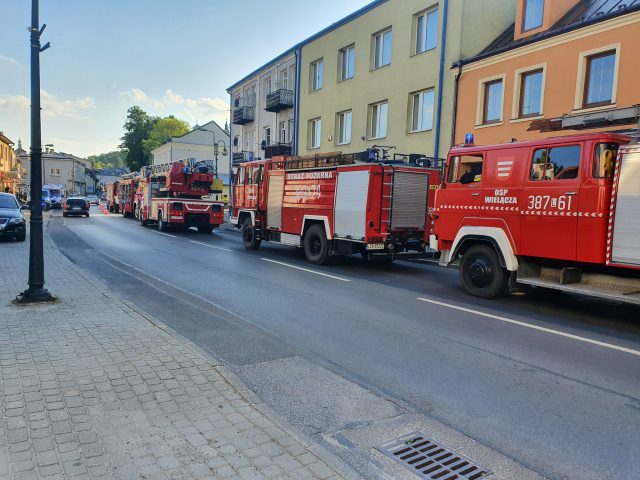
[297,0,515,160]
[19,148,93,196]
[227,51,297,165]
[453,0,640,145]
[0,132,20,193]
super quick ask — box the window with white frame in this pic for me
[369,101,388,139]
[280,121,287,143]
[481,79,503,124]
[337,111,352,145]
[311,59,324,91]
[263,77,272,104]
[280,69,289,90]
[518,68,543,117]
[411,89,435,132]
[288,120,294,145]
[415,8,438,54]
[309,118,322,149]
[263,126,271,146]
[372,29,392,69]
[339,45,355,81]
[50,168,60,176]
[583,50,616,108]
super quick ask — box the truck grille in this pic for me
[391,171,429,230]
[377,433,491,480]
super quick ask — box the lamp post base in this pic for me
[15,288,56,304]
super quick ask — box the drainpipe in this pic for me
[451,60,463,147]
[293,45,302,156]
[433,0,449,160]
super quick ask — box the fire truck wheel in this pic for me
[158,213,167,232]
[242,218,261,250]
[459,244,509,299]
[198,226,215,234]
[304,225,330,265]
[139,214,148,227]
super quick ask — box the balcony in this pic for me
[264,143,292,159]
[265,89,294,113]
[232,106,255,125]
[232,151,255,166]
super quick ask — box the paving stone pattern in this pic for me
[0,220,343,479]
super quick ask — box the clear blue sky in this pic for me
[0,0,371,157]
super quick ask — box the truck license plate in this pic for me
[366,243,385,251]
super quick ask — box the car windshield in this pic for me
[66,199,87,206]
[0,196,19,209]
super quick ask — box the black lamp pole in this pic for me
[17,0,54,304]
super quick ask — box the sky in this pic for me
[0,0,371,157]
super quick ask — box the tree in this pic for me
[87,151,126,170]
[142,116,190,159]
[119,106,154,171]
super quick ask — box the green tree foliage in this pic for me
[87,151,126,170]
[142,116,190,158]
[119,106,154,171]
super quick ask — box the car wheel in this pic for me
[16,232,26,242]
[459,244,509,299]
[242,217,261,250]
[63,213,68,217]
[303,224,330,265]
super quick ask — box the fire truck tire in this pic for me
[242,218,261,250]
[139,213,148,227]
[198,226,215,234]
[304,225,330,265]
[158,213,167,232]
[459,244,509,299]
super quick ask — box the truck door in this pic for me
[234,167,246,209]
[521,144,581,261]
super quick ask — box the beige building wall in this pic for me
[298,0,515,159]
[0,133,18,192]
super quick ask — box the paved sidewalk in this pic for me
[0,221,344,479]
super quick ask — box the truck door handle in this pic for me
[471,193,480,197]
[566,192,577,196]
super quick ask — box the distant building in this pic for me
[453,0,640,145]
[151,120,231,201]
[96,168,128,191]
[0,132,20,194]
[19,147,93,197]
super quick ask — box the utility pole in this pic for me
[17,0,54,303]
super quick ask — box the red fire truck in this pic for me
[430,132,640,305]
[118,173,140,218]
[106,181,119,213]
[232,152,441,264]
[137,158,224,233]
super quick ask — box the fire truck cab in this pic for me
[106,182,120,213]
[432,132,640,304]
[232,152,441,264]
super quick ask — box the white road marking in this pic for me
[188,240,233,252]
[261,258,351,282]
[151,231,177,238]
[417,297,640,357]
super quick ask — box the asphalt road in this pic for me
[47,206,640,480]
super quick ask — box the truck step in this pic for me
[517,268,640,305]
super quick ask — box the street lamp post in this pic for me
[16,0,54,304]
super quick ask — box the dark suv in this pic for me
[0,193,27,241]
[63,197,90,217]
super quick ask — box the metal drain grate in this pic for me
[377,432,492,480]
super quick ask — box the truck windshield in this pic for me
[594,143,618,179]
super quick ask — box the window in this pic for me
[50,168,60,176]
[280,121,287,143]
[483,79,503,124]
[530,145,580,181]
[411,89,435,132]
[263,126,271,146]
[593,143,618,179]
[416,8,438,54]
[311,59,324,91]
[370,101,388,139]
[339,45,355,81]
[373,29,392,69]
[337,111,352,145]
[447,155,484,184]
[309,118,322,149]
[280,69,289,90]
[523,0,544,32]
[584,50,616,107]
[519,69,543,117]
[288,119,294,145]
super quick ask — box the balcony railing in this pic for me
[232,106,255,125]
[232,151,255,166]
[264,143,292,159]
[265,89,294,112]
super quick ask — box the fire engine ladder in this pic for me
[275,152,357,170]
[380,169,395,233]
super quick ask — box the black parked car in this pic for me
[63,197,90,217]
[0,193,27,241]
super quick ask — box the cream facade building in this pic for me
[297,0,516,160]
[0,132,19,193]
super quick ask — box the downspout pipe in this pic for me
[433,0,449,160]
[451,60,463,147]
[293,45,302,156]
